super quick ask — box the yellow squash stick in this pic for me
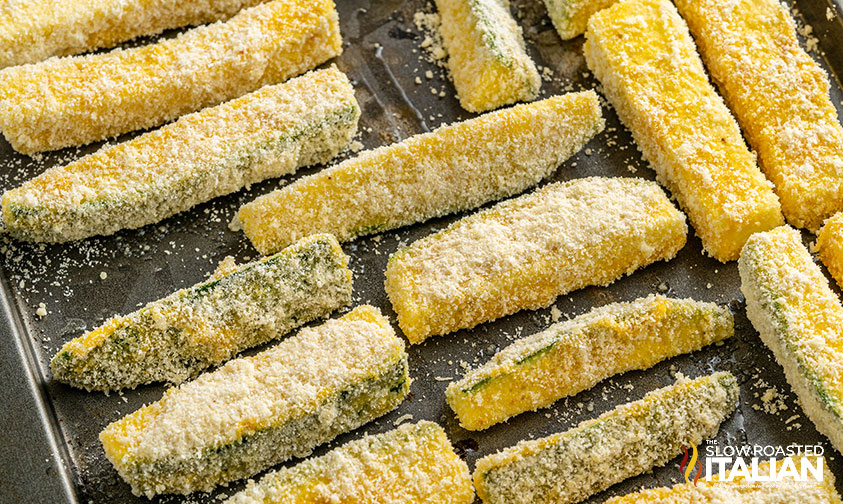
[435,0,541,112]
[473,372,739,504]
[100,305,409,497]
[385,177,687,344]
[0,0,270,68]
[0,0,342,154]
[584,0,783,262]
[673,0,843,230]
[447,295,733,430]
[606,457,841,504]
[225,422,475,504]
[739,225,843,455]
[238,92,604,255]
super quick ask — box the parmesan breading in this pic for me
[673,0,843,231]
[99,305,410,497]
[584,0,784,262]
[1,67,358,243]
[739,225,843,455]
[543,0,617,40]
[473,372,739,504]
[225,421,474,504]
[237,91,604,255]
[447,295,733,430]
[0,0,342,154]
[606,457,841,504]
[0,0,270,68]
[52,234,352,392]
[385,177,687,344]
[435,0,541,112]
[817,211,843,290]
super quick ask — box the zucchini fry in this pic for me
[225,422,474,504]
[0,0,342,153]
[52,234,352,392]
[100,305,409,497]
[673,0,843,231]
[584,0,783,262]
[385,177,687,344]
[543,0,617,40]
[474,372,739,504]
[435,0,541,111]
[0,0,270,68]
[739,225,843,454]
[448,295,733,430]
[238,92,604,255]
[2,67,358,243]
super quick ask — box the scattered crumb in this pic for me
[100,271,108,280]
[393,413,414,426]
[550,305,562,323]
[36,303,47,317]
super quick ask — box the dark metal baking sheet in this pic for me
[2,0,843,502]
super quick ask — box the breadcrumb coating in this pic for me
[99,305,409,497]
[385,176,687,343]
[585,0,783,262]
[0,0,342,153]
[448,294,733,430]
[474,372,739,504]
[226,422,474,504]
[1,67,358,243]
[674,0,843,231]
[0,0,270,68]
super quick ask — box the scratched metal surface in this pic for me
[2,0,843,502]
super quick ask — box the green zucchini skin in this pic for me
[120,359,409,497]
[51,234,352,392]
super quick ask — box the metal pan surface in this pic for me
[2,0,843,501]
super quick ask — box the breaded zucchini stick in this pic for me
[447,295,733,430]
[739,225,843,454]
[817,212,843,290]
[238,91,605,255]
[225,421,474,504]
[606,457,841,504]
[473,372,739,504]
[100,305,410,497]
[435,0,541,112]
[1,67,358,243]
[0,0,269,68]
[385,177,687,344]
[52,234,352,392]
[584,0,783,262]
[0,0,342,154]
[673,0,843,230]
[543,0,618,40]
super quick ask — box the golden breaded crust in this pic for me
[0,0,342,153]
[674,0,843,230]
[584,0,783,262]
[385,177,687,343]
[0,0,269,68]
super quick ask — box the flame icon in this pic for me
[679,443,702,485]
